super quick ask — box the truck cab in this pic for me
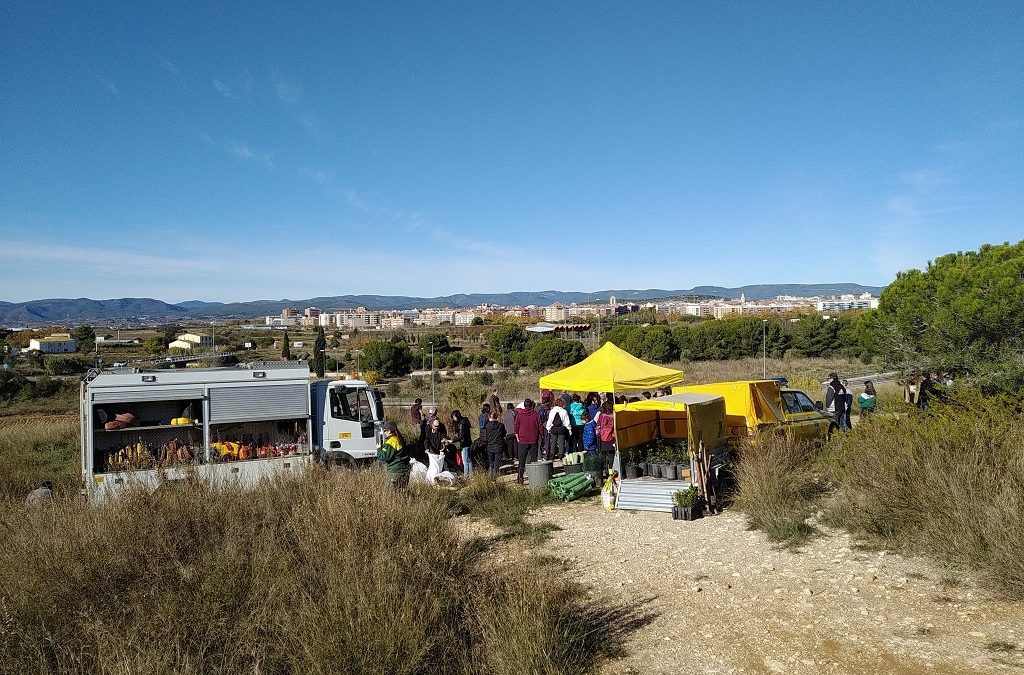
[310,380,386,465]
[778,387,836,442]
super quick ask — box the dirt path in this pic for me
[529,503,1024,674]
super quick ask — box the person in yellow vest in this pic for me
[377,421,410,489]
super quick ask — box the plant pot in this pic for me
[637,462,649,476]
[648,463,661,479]
[564,463,583,474]
[672,505,703,521]
[676,464,690,480]
[624,465,639,479]
[661,464,678,480]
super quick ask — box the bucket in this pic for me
[525,461,554,490]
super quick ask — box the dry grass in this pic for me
[732,435,824,548]
[825,396,1024,598]
[0,414,79,499]
[0,469,636,674]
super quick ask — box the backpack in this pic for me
[550,409,568,436]
[598,413,615,442]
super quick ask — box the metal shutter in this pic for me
[208,384,309,423]
[92,388,204,404]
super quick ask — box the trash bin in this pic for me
[525,460,553,491]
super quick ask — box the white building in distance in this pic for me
[168,333,214,351]
[26,334,78,353]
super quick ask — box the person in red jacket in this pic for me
[513,398,543,484]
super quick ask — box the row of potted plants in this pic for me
[622,442,691,480]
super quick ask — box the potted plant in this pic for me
[672,486,704,521]
[624,449,639,479]
[636,446,650,477]
[674,446,691,481]
[647,447,661,478]
[661,459,677,480]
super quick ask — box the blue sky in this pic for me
[2,1,1022,303]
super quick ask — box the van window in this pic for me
[781,392,803,415]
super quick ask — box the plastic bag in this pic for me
[601,473,619,511]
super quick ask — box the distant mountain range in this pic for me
[0,284,885,325]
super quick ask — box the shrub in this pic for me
[445,380,486,415]
[826,395,1024,598]
[733,435,822,547]
[44,355,91,376]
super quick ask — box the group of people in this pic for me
[386,390,622,487]
[505,390,617,484]
[825,373,877,431]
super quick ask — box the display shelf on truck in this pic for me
[81,363,313,501]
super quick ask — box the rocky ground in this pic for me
[524,502,1024,674]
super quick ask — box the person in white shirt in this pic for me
[545,400,572,460]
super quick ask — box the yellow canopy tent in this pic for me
[538,341,684,392]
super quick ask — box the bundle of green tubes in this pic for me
[547,473,594,502]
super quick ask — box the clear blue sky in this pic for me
[2,2,1022,303]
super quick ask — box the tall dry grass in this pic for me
[826,397,1024,598]
[0,414,79,499]
[732,435,823,547]
[0,469,633,674]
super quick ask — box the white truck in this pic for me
[80,362,387,500]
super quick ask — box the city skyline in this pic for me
[2,3,1022,302]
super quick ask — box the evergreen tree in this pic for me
[313,326,327,377]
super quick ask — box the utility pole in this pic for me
[429,342,435,408]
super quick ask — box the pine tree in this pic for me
[282,330,291,360]
[313,326,326,377]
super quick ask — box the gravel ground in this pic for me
[526,502,1024,675]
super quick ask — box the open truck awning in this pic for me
[674,380,786,427]
[537,341,684,392]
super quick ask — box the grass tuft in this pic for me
[732,434,823,548]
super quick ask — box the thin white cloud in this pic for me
[99,77,120,98]
[158,56,179,74]
[213,79,235,99]
[300,167,333,185]
[227,142,275,170]
[899,169,949,192]
[273,75,302,105]
[270,71,326,136]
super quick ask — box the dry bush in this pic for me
[0,469,631,674]
[827,397,1024,598]
[733,435,823,547]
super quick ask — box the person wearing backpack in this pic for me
[568,394,585,452]
[595,401,616,452]
[546,399,572,460]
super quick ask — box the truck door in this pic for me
[323,385,378,460]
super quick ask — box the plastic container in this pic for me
[525,460,553,490]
